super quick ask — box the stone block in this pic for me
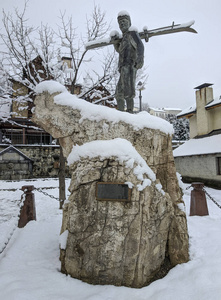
[33,84,189,288]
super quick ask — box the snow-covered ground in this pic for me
[0,178,221,300]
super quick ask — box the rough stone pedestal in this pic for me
[60,154,183,288]
[33,81,189,288]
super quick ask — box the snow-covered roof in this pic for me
[149,107,182,114]
[164,108,182,111]
[0,145,33,161]
[205,96,221,109]
[177,104,196,118]
[177,95,221,119]
[149,107,165,113]
[173,134,221,157]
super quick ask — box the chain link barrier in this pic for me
[0,184,219,257]
[203,188,221,210]
[0,193,25,255]
[35,187,60,202]
[186,185,192,190]
[0,189,18,191]
[185,184,221,210]
[0,186,61,256]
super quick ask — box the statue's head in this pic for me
[117,11,131,33]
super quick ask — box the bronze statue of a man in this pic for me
[114,12,144,113]
[86,14,197,113]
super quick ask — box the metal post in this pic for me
[190,182,209,216]
[22,127,26,144]
[139,90,142,112]
[137,81,144,112]
[18,185,36,228]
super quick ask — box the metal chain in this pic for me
[35,188,60,202]
[0,187,61,256]
[186,185,192,190]
[203,188,221,210]
[0,189,18,191]
[0,194,25,255]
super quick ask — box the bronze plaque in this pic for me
[96,182,131,201]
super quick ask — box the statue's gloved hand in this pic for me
[110,30,121,41]
[111,35,119,41]
[135,59,144,69]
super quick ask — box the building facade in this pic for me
[174,83,221,188]
[149,107,182,119]
[0,55,115,179]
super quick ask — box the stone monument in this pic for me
[33,81,189,288]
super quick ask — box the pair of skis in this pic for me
[86,20,197,50]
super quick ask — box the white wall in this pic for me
[174,153,221,186]
[212,106,221,131]
[195,87,213,136]
[189,115,197,139]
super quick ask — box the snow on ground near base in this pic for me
[0,188,23,253]
[0,179,221,300]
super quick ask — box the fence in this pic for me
[0,183,220,256]
[0,185,61,256]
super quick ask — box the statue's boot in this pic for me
[117,98,125,111]
[126,98,134,113]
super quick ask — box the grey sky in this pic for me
[1,0,221,109]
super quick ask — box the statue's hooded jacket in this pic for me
[115,30,144,100]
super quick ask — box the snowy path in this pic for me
[0,179,221,300]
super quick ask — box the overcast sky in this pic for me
[1,0,221,109]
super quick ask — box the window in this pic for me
[217,157,221,175]
[4,129,23,144]
[26,132,51,145]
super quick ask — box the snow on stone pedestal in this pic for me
[33,81,189,288]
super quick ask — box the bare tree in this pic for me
[136,66,149,88]
[0,2,148,208]
[0,2,65,208]
[55,6,114,208]
[0,2,59,100]
[80,49,118,99]
[142,102,150,112]
[57,5,111,94]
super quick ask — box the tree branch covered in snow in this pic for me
[80,50,118,98]
[86,6,111,42]
[0,1,61,100]
[57,5,111,94]
[0,2,148,115]
[166,114,189,140]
